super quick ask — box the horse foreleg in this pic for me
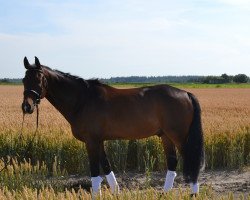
[161,134,178,192]
[86,141,103,196]
[100,142,120,194]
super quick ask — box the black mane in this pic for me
[54,69,82,81]
[43,66,102,87]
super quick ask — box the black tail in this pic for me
[183,92,205,183]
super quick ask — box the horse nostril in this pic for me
[22,102,31,113]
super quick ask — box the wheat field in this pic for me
[1,85,249,135]
[0,85,249,199]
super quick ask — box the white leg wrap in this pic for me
[91,176,103,196]
[190,182,199,194]
[105,171,120,194]
[163,170,177,192]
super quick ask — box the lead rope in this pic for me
[18,112,25,140]
[23,104,39,156]
[0,105,39,173]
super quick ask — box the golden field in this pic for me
[0,85,249,136]
[0,85,249,171]
[0,85,249,199]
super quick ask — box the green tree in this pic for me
[0,78,9,83]
[221,73,232,83]
[233,74,249,83]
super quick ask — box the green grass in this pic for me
[0,82,22,86]
[0,128,249,176]
[169,83,250,89]
[2,81,250,88]
[109,82,250,89]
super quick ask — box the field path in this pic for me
[61,169,250,195]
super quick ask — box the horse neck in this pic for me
[43,69,87,123]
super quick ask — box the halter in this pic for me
[23,68,47,105]
[23,89,41,105]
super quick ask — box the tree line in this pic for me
[1,73,249,84]
[102,73,249,84]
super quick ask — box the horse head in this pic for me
[22,57,47,114]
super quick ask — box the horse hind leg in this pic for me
[161,133,178,192]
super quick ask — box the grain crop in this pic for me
[0,85,249,199]
[1,86,249,135]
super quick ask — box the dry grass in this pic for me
[0,85,249,199]
[0,186,247,200]
[190,88,250,135]
[0,85,249,136]
[0,86,69,135]
[0,85,249,171]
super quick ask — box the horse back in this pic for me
[74,84,193,141]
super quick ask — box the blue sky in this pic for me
[0,0,250,78]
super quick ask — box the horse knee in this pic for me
[167,156,178,171]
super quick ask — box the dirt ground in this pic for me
[61,169,250,196]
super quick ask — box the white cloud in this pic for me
[216,0,250,9]
[218,0,250,6]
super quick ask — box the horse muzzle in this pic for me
[22,89,41,114]
[22,101,35,114]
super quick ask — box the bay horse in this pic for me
[21,57,204,196]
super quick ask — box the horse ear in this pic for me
[35,56,41,69]
[24,57,30,69]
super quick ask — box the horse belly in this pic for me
[105,112,160,140]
